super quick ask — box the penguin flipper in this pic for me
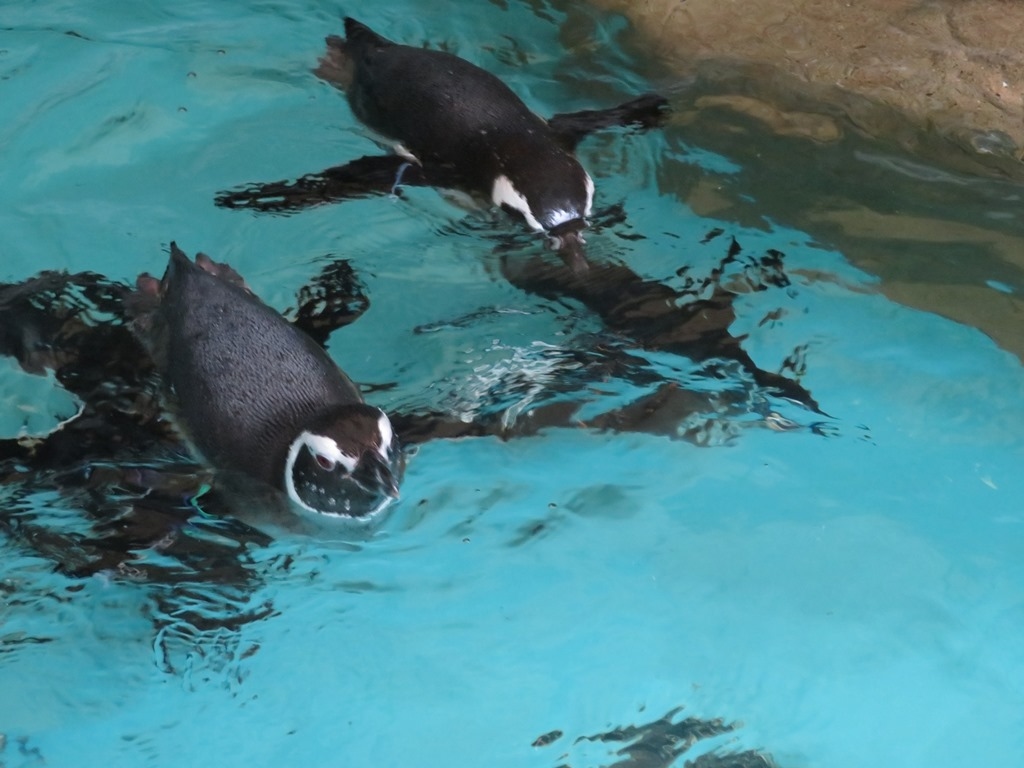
[547,93,671,150]
[213,154,437,213]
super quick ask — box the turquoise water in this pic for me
[2,2,1023,767]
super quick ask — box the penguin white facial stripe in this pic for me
[583,171,594,217]
[305,432,358,473]
[491,175,544,231]
[285,433,315,512]
[376,412,394,460]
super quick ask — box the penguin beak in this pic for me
[548,221,590,274]
[355,450,401,500]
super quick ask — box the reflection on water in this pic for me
[536,706,775,768]
[655,90,1024,359]
[0,222,824,578]
[0,224,827,768]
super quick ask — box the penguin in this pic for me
[216,18,669,271]
[313,17,598,268]
[128,243,402,519]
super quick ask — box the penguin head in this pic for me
[284,404,403,518]
[491,149,595,256]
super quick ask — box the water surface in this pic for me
[1,2,1022,767]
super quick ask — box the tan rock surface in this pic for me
[592,0,1024,178]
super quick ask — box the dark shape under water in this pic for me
[0,242,821,755]
[501,235,823,413]
[536,706,777,768]
[0,234,821,581]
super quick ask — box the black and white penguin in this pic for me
[129,243,402,519]
[313,17,597,269]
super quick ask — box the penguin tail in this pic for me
[168,241,190,270]
[160,240,199,290]
[342,17,393,49]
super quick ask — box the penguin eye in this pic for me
[314,453,336,472]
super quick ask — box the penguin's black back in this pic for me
[337,18,557,189]
[143,246,363,486]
